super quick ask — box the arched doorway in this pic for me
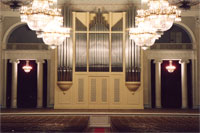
[150,24,193,109]
[5,24,48,108]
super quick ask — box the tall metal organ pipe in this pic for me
[126,6,141,81]
[89,10,109,72]
[57,6,72,81]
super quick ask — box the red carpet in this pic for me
[94,128,105,133]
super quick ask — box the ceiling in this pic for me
[0,0,142,12]
[57,0,141,5]
[0,0,199,16]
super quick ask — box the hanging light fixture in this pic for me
[136,0,181,32]
[39,19,70,49]
[166,60,176,73]
[20,0,62,31]
[129,0,181,49]
[129,22,161,50]
[23,60,32,73]
[20,0,70,48]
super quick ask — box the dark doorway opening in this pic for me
[6,60,48,108]
[187,60,193,108]
[161,60,181,108]
[17,60,48,108]
[151,60,155,108]
[17,60,37,108]
[43,60,47,108]
[6,60,12,108]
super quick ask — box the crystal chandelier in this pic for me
[39,20,70,49]
[129,0,181,50]
[129,25,161,50]
[23,60,32,73]
[136,0,181,32]
[166,60,176,73]
[20,0,62,31]
[130,10,161,50]
[20,0,70,48]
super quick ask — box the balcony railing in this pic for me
[7,43,48,50]
[150,43,193,50]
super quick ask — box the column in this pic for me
[47,59,54,107]
[148,59,152,108]
[179,59,189,109]
[36,59,44,108]
[195,17,200,109]
[9,59,19,108]
[47,59,50,107]
[0,16,4,108]
[154,59,163,108]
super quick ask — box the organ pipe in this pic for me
[57,6,72,81]
[89,33,109,72]
[126,6,141,81]
[75,10,124,73]
[75,33,87,72]
[89,10,109,72]
[111,33,123,72]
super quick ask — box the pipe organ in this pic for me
[55,7,143,109]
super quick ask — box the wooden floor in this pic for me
[1,109,199,132]
[1,115,199,132]
[111,116,199,132]
[1,115,89,132]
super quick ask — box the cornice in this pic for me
[144,50,195,60]
[2,50,53,60]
